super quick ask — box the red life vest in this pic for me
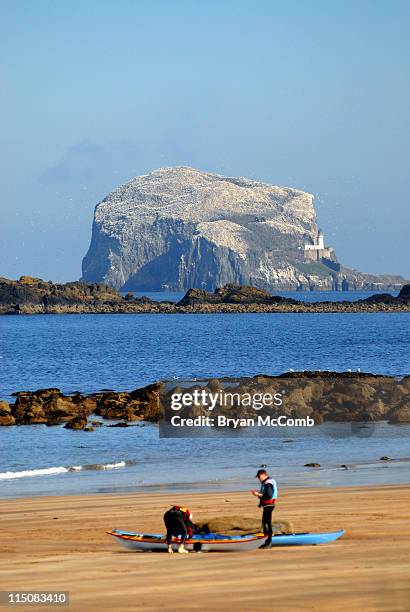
[171,506,194,537]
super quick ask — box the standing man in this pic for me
[252,468,278,549]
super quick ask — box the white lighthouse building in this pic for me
[304,229,324,254]
[303,228,338,264]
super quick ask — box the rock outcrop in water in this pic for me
[176,283,410,309]
[177,284,299,306]
[1,373,409,426]
[82,166,406,292]
[2,384,162,426]
[0,275,151,314]
[1,277,409,314]
[0,400,15,426]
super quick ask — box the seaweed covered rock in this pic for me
[178,284,299,306]
[388,402,410,423]
[64,416,88,430]
[0,400,15,425]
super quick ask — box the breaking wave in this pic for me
[0,461,129,480]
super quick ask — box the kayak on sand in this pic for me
[107,528,345,552]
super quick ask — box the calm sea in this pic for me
[0,290,409,498]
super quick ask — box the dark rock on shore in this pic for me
[304,463,321,468]
[0,276,120,310]
[1,277,410,314]
[177,284,299,306]
[178,283,410,309]
[0,276,155,315]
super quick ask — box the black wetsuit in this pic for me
[262,505,274,540]
[259,480,275,541]
[163,508,194,545]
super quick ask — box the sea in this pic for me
[0,290,409,498]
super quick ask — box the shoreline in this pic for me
[2,468,410,501]
[0,480,407,502]
[2,450,410,500]
[1,485,409,611]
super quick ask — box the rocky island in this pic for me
[1,276,409,314]
[82,166,406,293]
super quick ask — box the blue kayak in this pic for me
[268,529,345,546]
[108,529,345,552]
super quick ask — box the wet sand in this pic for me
[1,485,409,611]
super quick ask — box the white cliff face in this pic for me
[82,166,326,291]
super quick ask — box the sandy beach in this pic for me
[0,485,409,611]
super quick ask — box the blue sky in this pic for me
[1,0,409,281]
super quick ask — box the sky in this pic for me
[1,0,409,282]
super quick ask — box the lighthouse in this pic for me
[317,229,324,250]
[303,229,340,271]
[304,229,325,256]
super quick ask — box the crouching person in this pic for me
[163,505,195,554]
